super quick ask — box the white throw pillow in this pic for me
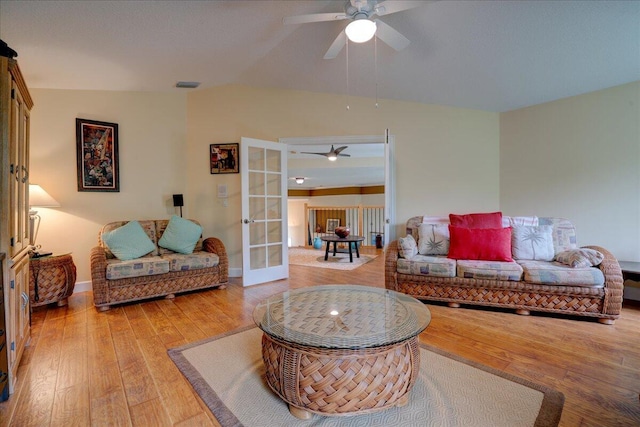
[398,234,418,259]
[418,223,450,255]
[511,225,554,261]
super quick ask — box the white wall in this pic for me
[30,89,187,283]
[500,82,640,261]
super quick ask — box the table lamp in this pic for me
[29,184,60,256]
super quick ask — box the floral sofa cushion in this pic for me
[397,255,456,278]
[105,256,170,280]
[163,253,220,272]
[517,260,604,287]
[457,260,523,281]
[539,217,578,255]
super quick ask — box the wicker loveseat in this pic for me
[91,219,228,311]
[385,215,623,324]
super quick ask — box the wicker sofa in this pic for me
[385,215,623,324]
[90,219,228,311]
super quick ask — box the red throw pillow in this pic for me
[447,226,513,262]
[449,211,503,229]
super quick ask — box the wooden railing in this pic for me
[304,204,385,247]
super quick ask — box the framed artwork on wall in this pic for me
[210,143,239,174]
[326,219,340,233]
[76,118,119,192]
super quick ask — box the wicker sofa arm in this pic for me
[90,245,109,306]
[203,237,229,284]
[385,240,400,292]
[583,245,623,316]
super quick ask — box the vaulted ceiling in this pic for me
[1,1,638,113]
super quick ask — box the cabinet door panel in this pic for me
[9,82,29,257]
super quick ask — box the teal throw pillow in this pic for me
[102,220,156,261]
[158,215,202,254]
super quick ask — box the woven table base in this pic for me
[261,333,420,418]
[29,254,77,307]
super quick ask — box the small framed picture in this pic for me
[76,118,119,192]
[210,143,239,174]
[326,219,340,233]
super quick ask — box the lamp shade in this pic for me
[29,184,60,208]
[345,19,377,43]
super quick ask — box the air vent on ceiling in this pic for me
[175,81,200,89]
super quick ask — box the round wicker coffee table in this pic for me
[253,285,431,419]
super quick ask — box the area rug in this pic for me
[288,247,378,271]
[168,326,564,427]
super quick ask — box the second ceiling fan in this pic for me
[301,145,350,161]
[283,0,428,59]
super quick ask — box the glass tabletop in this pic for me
[253,285,431,349]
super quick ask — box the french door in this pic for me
[240,137,289,286]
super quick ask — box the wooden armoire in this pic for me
[0,49,34,397]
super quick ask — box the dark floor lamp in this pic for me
[173,194,184,217]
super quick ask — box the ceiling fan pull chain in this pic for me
[374,36,378,107]
[346,37,350,111]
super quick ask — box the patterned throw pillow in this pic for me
[418,223,450,255]
[511,225,554,261]
[158,215,203,254]
[102,220,156,261]
[398,234,418,259]
[555,248,604,268]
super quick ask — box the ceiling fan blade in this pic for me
[375,20,410,51]
[374,0,429,17]
[324,31,347,59]
[301,152,327,156]
[338,153,351,157]
[333,146,349,155]
[283,12,348,25]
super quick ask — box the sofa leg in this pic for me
[165,293,176,300]
[217,284,227,290]
[448,302,460,308]
[597,318,615,325]
[516,309,530,316]
[97,305,111,312]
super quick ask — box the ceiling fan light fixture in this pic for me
[295,177,305,184]
[327,154,338,161]
[345,18,376,43]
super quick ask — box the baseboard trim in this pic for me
[73,280,93,293]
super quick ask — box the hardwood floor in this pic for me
[2,247,639,426]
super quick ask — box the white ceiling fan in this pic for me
[301,145,350,161]
[283,0,427,59]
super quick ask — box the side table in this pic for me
[29,254,77,307]
[619,261,640,301]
